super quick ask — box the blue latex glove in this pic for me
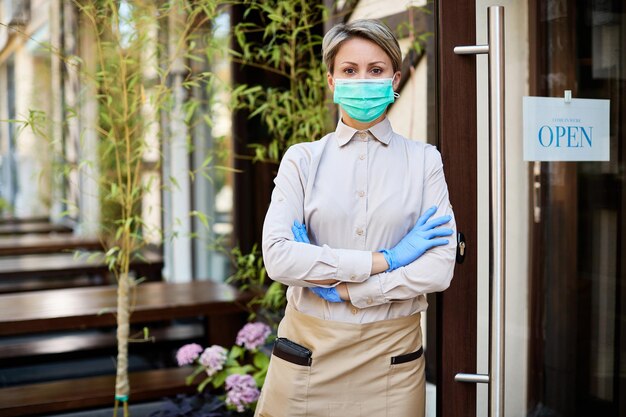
[380,206,453,271]
[291,221,311,244]
[307,286,343,303]
[291,221,343,303]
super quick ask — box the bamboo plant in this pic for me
[77,1,224,414]
[231,0,332,163]
[12,0,223,415]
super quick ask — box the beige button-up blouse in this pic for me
[262,117,456,323]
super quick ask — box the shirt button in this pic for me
[356,228,364,236]
[366,297,373,305]
[359,154,366,160]
[358,190,365,197]
[350,274,357,280]
[358,131,367,139]
[351,307,358,315]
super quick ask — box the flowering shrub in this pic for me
[199,345,229,376]
[177,322,273,413]
[225,374,261,413]
[236,322,272,350]
[176,343,204,366]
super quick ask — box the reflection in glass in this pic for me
[530,1,625,416]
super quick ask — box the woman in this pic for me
[257,19,456,417]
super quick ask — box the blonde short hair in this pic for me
[322,19,402,74]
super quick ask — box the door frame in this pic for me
[435,1,478,416]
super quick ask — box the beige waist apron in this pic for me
[255,305,425,417]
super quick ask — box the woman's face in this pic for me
[327,37,401,92]
[327,37,401,128]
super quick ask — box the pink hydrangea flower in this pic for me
[236,322,271,350]
[225,374,260,413]
[199,345,228,376]
[175,343,203,366]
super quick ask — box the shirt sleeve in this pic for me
[347,146,457,308]
[262,144,372,287]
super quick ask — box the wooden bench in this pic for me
[0,281,253,416]
[0,250,163,293]
[0,222,73,236]
[0,367,196,417]
[0,234,103,256]
[0,215,49,225]
[0,280,251,343]
[0,322,204,367]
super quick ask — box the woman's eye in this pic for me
[371,68,382,75]
[343,68,356,75]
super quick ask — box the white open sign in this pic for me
[523,96,610,161]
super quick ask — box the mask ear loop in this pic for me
[392,74,400,99]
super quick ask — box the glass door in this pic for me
[528,1,626,416]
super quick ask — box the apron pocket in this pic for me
[257,355,311,417]
[386,348,425,417]
[390,346,423,365]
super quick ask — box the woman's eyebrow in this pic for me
[338,61,387,66]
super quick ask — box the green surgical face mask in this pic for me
[333,77,398,123]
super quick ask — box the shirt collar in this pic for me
[335,117,393,147]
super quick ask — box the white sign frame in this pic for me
[523,96,610,161]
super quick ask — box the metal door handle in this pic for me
[455,373,490,384]
[533,162,541,223]
[453,5,506,417]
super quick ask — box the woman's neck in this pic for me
[340,111,386,131]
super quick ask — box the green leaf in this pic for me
[185,365,207,385]
[229,345,244,360]
[228,364,255,375]
[253,368,267,388]
[197,376,212,392]
[253,351,270,370]
[211,369,228,388]
[225,357,240,367]
[105,246,120,257]
[190,210,209,229]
